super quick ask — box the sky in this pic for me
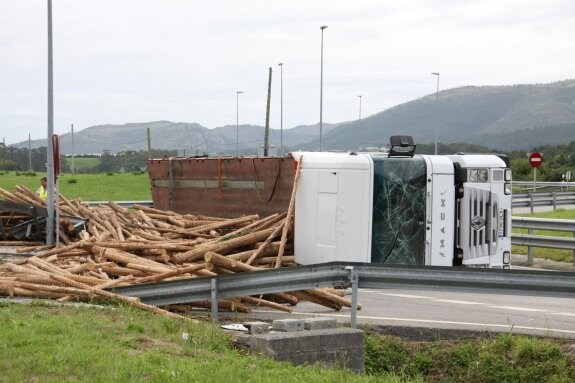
[1,0,574,146]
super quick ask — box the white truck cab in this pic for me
[292,136,512,268]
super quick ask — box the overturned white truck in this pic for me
[292,136,512,268]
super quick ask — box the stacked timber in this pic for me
[0,185,360,319]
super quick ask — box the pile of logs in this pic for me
[0,185,359,320]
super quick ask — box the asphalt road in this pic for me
[225,287,575,339]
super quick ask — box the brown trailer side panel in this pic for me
[147,156,295,218]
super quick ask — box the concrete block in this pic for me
[272,318,304,332]
[243,321,270,335]
[234,334,252,347]
[244,327,365,373]
[304,317,337,330]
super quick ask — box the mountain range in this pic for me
[13,79,575,154]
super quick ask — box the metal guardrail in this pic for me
[112,262,575,327]
[513,181,575,189]
[512,191,575,210]
[511,217,575,265]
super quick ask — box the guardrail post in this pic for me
[552,192,557,211]
[345,266,359,329]
[527,228,534,265]
[211,277,218,322]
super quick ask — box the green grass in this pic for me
[0,171,151,201]
[0,301,402,383]
[512,209,575,263]
[365,331,575,382]
[1,301,573,383]
[65,157,101,171]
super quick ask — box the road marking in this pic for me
[551,312,575,317]
[250,310,575,336]
[376,293,431,299]
[435,299,484,305]
[487,305,548,312]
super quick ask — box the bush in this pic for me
[106,172,114,176]
[67,179,78,184]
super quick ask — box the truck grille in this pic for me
[459,187,498,260]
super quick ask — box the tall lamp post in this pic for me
[278,62,284,156]
[431,72,440,155]
[357,95,363,151]
[236,90,243,156]
[46,0,55,244]
[319,25,327,151]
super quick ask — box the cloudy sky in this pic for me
[1,0,574,146]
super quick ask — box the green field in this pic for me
[65,157,101,172]
[0,171,151,201]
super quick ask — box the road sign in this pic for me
[529,152,543,168]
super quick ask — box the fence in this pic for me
[511,217,575,265]
[512,191,575,211]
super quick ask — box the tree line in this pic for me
[1,142,573,181]
[0,146,177,174]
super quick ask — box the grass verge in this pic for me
[0,300,401,383]
[1,300,574,382]
[365,330,575,382]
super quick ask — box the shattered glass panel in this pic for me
[371,156,427,265]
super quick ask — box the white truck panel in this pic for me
[421,156,456,267]
[294,152,372,264]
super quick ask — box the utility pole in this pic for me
[147,127,152,158]
[319,25,328,151]
[431,72,440,155]
[71,123,75,174]
[264,67,272,157]
[28,134,32,171]
[46,0,56,245]
[278,62,284,155]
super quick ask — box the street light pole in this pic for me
[278,62,284,156]
[236,91,243,156]
[431,72,440,155]
[319,25,327,151]
[46,0,55,245]
[358,95,362,120]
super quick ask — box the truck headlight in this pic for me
[504,182,512,195]
[503,251,510,264]
[504,169,512,181]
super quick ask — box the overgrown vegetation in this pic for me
[365,331,575,382]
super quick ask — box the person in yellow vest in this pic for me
[36,177,48,199]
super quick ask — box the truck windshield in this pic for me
[371,156,427,265]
